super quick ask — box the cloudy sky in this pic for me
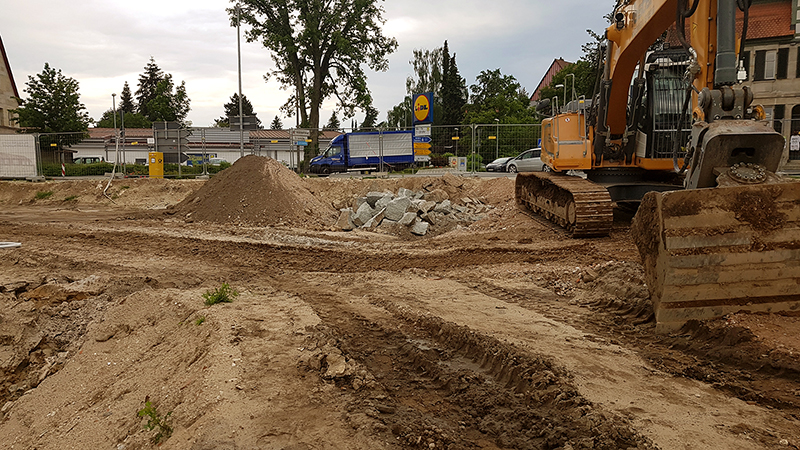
[0,0,613,128]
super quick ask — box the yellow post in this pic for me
[148,152,164,179]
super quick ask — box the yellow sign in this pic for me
[488,136,497,140]
[271,140,279,143]
[413,142,431,149]
[414,148,432,156]
[50,143,57,147]
[132,141,139,145]
[148,152,164,179]
[451,136,460,140]
[414,94,431,122]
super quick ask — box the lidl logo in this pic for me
[413,93,433,124]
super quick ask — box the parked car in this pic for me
[506,148,544,173]
[485,156,514,172]
[73,156,105,164]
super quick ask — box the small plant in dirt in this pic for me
[203,283,238,306]
[194,316,206,325]
[35,190,54,200]
[137,399,173,444]
[64,195,78,202]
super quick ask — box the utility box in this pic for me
[149,152,164,179]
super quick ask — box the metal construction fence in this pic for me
[2,119,798,179]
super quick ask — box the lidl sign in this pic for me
[413,92,433,125]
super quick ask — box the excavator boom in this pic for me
[516,0,800,331]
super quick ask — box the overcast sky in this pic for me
[0,0,613,129]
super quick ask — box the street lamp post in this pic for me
[555,84,565,113]
[494,118,499,160]
[112,93,118,165]
[565,73,575,106]
[236,3,244,159]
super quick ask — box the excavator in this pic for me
[516,0,800,332]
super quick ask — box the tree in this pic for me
[387,45,444,127]
[96,109,152,128]
[135,57,164,119]
[13,63,92,132]
[145,77,190,123]
[214,93,260,128]
[324,111,341,130]
[359,105,379,130]
[134,58,191,124]
[270,115,283,130]
[233,0,398,167]
[440,41,467,125]
[120,82,135,114]
[465,69,536,124]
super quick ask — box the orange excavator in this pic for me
[516,0,800,332]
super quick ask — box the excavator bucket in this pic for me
[632,181,800,333]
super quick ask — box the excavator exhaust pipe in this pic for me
[632,182,800,333]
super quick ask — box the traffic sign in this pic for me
[296,141,309,146]
[413,136,432,144]
[414,148,432,156]
[451,136,460,140]
[414,142,431,149]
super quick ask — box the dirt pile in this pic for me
[171,155,337,228]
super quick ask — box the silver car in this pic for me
[506,148,544,173]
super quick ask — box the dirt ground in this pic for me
[1,156,799,450]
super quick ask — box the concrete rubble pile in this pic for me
[334,187,492,236]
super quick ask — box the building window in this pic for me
[755,50,767,80]
[796,47,800,79]
[774,104,785,133]
[777,48,789,79]
[765,50,777,79]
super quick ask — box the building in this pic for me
[0,34,20,135]
[736,0,800,162]
[529,58,572,106]
[68,127,341,169]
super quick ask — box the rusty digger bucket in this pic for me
[632,181,800,333]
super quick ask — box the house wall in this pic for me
[0,37,19,135]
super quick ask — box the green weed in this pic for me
[64,195,78,202]
[203,282,238,306]
[35,190,54,200]
[137,400,173,444]
[194,316,206,325]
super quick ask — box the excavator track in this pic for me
[515,172,613,238]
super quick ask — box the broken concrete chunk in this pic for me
[365,192,386,208]
[335,208,355,231]
[375,194,393,210]
[396,187,414,198]
[411,221,429,236]
[423,188,448,203]
[353,197,367,211]
[384,196,411,221]
[362,208,385,230]
[419,200,436,214]
[352,203,374,227]
[434,199,452,214]
[398,212,417,226]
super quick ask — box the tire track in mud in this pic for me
[0,222,600,275]
[473,279,800,419]
[276,277,655,450]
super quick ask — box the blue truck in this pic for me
[309,130,415,174]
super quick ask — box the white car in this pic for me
[506,148,544,173]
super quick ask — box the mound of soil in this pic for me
[171,156,337,228]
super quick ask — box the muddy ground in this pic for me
[1,157,799,450]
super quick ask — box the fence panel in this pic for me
[0,134,37,178]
